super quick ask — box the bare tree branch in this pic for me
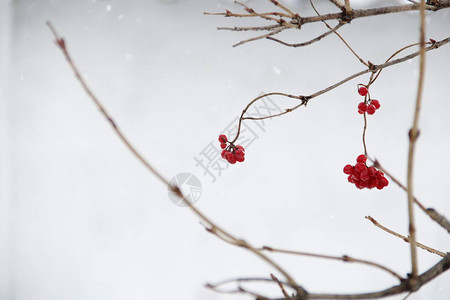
[406,0,427,278]
[365,216,447,257]
[261,246,404,281]
[266,22,344,48]
[46,21,305,295]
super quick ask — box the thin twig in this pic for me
[361,73,376,155]
[273,254,450,299]
[204,11,292,18]
[267,22,344,48]
[271,273,292,299]
[230,37,449,142]
[206,283,273,300]
[310,0,368,67]
[233,27,286,47]
[218,24,282,32]
[207,1,450,45]
[269,0,296,17]
[371,158,450,233]
[300,2,449,25]
[365,216,446,257]
[46,21,305,296]
[328,0,345,10]
[235,1,283,23]
[406,0,427,279]
[261,246,404,281]
[344,0,352,15]
[230,92,304,143]
[369,42,421,85]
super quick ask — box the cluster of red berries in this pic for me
[343,154,389,190]
[218,134,245,164]
[357,86,381,115]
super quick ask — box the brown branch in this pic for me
[269,0,296,17]
[261,246,404,281]
[267,22,344,48]
[230,37,449,142]
[46,21,305,296]
[233,27,286,47]
[344,0,352,15]
[328,0,345,11]
[300,2,450,25]
[406,0,427,278]
[207,1,450,47]
[365,216,446,257]
[426,208,450,234]
[271,273,293,299]
[206,283,274,300]
[371,158,450,234]
[218,24,282,31]
[234,1,282,23]
[310,0,368,67]
[275,254,450,299]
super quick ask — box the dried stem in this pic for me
[207,1,450,47]
[46,21,304,296]
[328,0,345,11]
[269,0,296,17]
[229,37,449,143]
[365,216,446,257]
[267,22,344,48]
[284,254,450,299]
[369,42,421,85]
[309,0,368,67]
[218,24,282,32]
[406,0,427,279]
[371,158,450,233]
[233,27,286,47]
[344,0,352,15]
[300,2,449,25]
[261,246,404,281]
[271,273,293,299]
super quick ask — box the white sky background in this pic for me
[0,0,449,299]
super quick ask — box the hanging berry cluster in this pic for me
[343,155,389,190]
[342,85,389,190]
[357,86,381,115]
[218,134,245,164]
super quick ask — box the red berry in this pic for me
[355,162,366,172]
[221,150,227,158]
[356,154,367,163]
[220,143,227,149]
[367,104,376,115]
[343,164,354,175]
[380,177,389,187]
[371,99,380,109]
[235,149,244,156]
[236,145,245,152]
[367,178,377,189]
[218,134,227,143]
[347,175,354,183]
[358,102,368,113]
[358,180,368,188]
[358,86,368,96]
[375,170,384,179]
[224,151,232,160]
[368,167,376,177]
[228,154,237,164]
[236,155,245,162]
[360,169,370,182]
